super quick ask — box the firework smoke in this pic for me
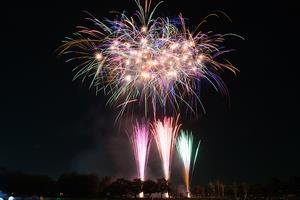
[176,130,200,198]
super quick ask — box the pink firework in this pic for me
[128,121,152,181]
[151,116,181,181]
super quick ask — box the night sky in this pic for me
[1,0,299,184]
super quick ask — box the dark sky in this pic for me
[1,0,299,184]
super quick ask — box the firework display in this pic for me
[59,0,238,118]
[60,0,239,198]
[177,130,201,198]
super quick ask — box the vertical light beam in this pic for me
[128,121,152,198]
[152,116,181,197]
[176,130,201,198]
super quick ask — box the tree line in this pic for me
[1,168,299,198]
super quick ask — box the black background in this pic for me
[0,0,299,184]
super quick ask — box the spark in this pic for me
[95,53,103,61]
[141,26,148,33]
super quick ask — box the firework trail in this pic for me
[58,0,240,118]
[151,116,181,183]
[128,121,152,198]
[176,130,200,198]
[128,121,152,182]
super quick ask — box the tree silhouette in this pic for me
[143,180,158,198]
[157,178,169,198]
[57,172,98,197]
[208,181,216,197]
[98,176,112,196]
[130,178,142,198]
[107,178,131,198]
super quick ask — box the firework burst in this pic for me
[176,130,201,198]
[58,0,240,119]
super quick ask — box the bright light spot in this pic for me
[197,54,205,63]
[137,52,143,57]
[125,75,132,82]
[189,41,195,47]
[113,40,119,46]
[141,71,150,79]
[170,43,179,50]
[141,26,147,33]
[139,192,144,198]
[187,192,191,198]
[183,42,189,50]
[95,53,103,61]
[147,60,153,66]
[167,70,177,77]
[124,42,130,48]
[165,192,169,198]
[140,38,148,44]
